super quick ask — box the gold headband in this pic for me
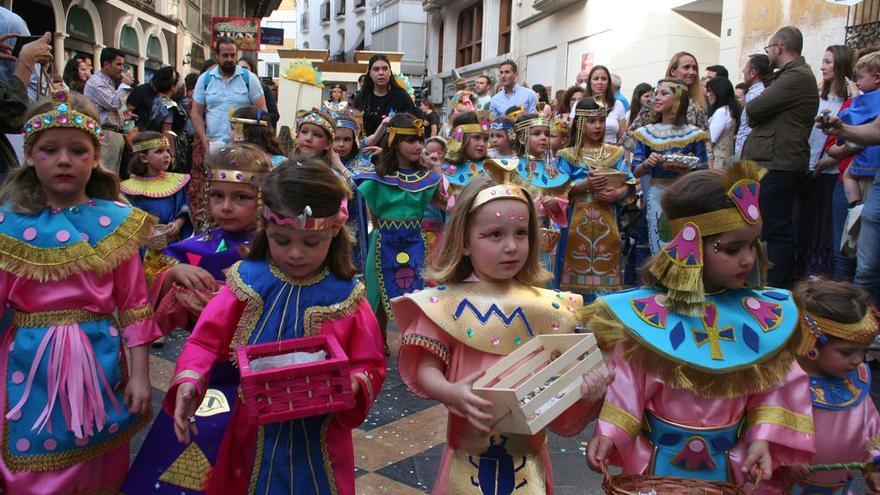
[388,119,425,146]
[802,311,879,345]
[669,208,749,238]
[229,116,269,127]
[206,168,265,185]
[470,184,530,212]
[574,108,607,118]
[131,137,169,153]
[455,123,489,136]
[515,117,551,133]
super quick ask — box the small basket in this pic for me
[236,334,355,425]
[591,169,629,189]
[540,228,562,253]
[145,224,173,251]
[602,467,746,495]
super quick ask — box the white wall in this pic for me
[298,0,371,53]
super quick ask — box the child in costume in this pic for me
[487,115,517,159]
[294,108,355,182]
[549,115,571,157]
[121,131,193,245]
[443,111,490,209]
[333,112,373,274]
[555,98,634,299]
[422,136,448,265]
[631,78,708,256]
[123,144,271,494]
[230,106,287,167]
[168,160,386,495]
[393,176,609,495]
[355,113,444,347]
[777,279,880,494]
[585,161,815,486]
[0,91,159,494]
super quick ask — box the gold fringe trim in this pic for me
[247,425,264,495]
[120,173,190,198]
[579,298,805,398]
[400,333,451,367]
[866,435,880,451]
[557,145,626,170]
[320,415,340,495]
[632,127,709,151]
[646,246,705,318]
[747,406,814,435]
[143,251,179,285]
[2,407,152,472]
[302,282,365,336]
[12,309,113,328]
[598,401,641,439]
[0,208,155,282]
[118,303,154,329]
[226,261,264,363]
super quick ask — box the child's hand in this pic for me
[813,157,837,177]
[580,370,614,403]
[363,145,383,156]
[165,219,184,238]
[742,439,772,483]
[595,188,619,205]
[173,382,201,444]
[643,152,663,168]
[168,264,216,291]
[447,370,495,433]
[178,289,212,316]
[124,372,152,415]
[588,174,608,191]
[780,464,810,484]
[587,435,613,471]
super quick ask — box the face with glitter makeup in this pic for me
[26,128,98,209]
[464,198,530,282]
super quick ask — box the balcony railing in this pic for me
[846,0,880,49]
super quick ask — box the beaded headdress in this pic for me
[653,78,688,118]
[802,311,879,349]
[206,146,270,186]
[647,161,767,316]
[571,104,607,150]
[469,184,530,212]
[263,198,349,231]
[131,136,169,153]
[388,119,425,147]
[297,109,335,138]
[514,117,551,146]
[22,91,103,145]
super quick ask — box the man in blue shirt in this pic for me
[612,73,630,112]
[191,36,266,153]
[489,60,537,117]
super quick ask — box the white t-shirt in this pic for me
[808,94,845,173]
[709,106,733,144]
[605,99,627,144]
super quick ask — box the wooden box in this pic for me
[472,333,607,435]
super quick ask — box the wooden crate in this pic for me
[236,334,354,425]
[472,333,607,435]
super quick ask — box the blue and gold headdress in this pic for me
[23,91,103,145]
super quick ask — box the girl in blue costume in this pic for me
[333,111,373,274]
[631,78,708,256]
[122,144,271,495]
[486,112,572,277]
[487,115,517,159]
[0,91,159,494]
[230,106,287,167]
[442,111,490,209]
[121,131,193,246]
[585,161,814,488]
[355,113,444,349]
[167,159,386,494]
[555,98,634,300]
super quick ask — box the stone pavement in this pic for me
[134,327,877,494]
[134,326,606,494]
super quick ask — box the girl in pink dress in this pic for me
[0,90,160,494]
[778,279,880,494]
[584,161,815,489]
[393,175,609,494]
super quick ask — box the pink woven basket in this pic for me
[236,334,355,425]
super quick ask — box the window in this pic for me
[335,0,345,16]
[437,21,444,72]
[320,1,330,22]
[267,62,280,78]
[456,3,482,67]
[498,0,512,55]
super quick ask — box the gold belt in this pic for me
[12,309,115,328]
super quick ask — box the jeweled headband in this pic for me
[263,199,349,231]
[574,108,607,119]
[297,109,335,137]
[22,91,103,145]
[490,121,515,131]
[470,184,530,212]
[336,119,359,133]
[803,311,879,346]
[131,136,169,153]
[206,169,265,185]
[388,119,425,146]
[514,117,551,133]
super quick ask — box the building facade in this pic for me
[259,0,298,79]
[370,0,426,87]
[296,0,370,61]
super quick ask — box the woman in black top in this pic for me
[353,54,420,136]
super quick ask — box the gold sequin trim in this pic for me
[598,402,642,439]
[2,408,152,472]
[400,333,450,367]
[269,262,328,286]
[302,283,365,336]
[171,370,206,391]
[247,425,265,495]
[119,303,154,328]
[143,250,179,285]
[866,435,880,451]
[0,207,154,282]
[320,415,340,495]
[227,262,264,362]
[747,406,814,435]
[11,309,113,328]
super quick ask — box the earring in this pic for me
[806,348,819,360]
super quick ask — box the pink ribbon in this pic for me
[535,196,570,228]
[6,324,121,438]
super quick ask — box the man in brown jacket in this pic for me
[742,25,818,288]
